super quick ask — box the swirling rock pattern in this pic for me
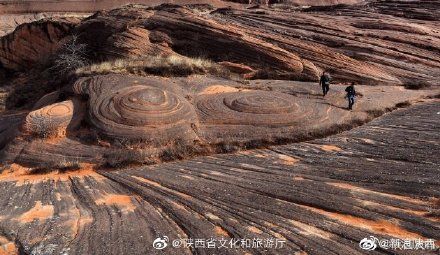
[3,1,439,85]
[196,90,325,142]
[2,73,437,168]
[75,4,318,81]
[198,91,304,125]
[24,99,83,138]
[74,75,199,144]
[0,102,438,255]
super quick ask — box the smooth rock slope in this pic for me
[0,101,437,255]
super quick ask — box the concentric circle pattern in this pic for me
[25,100,81,137]
[196,91,309,126]
[223,93,296,114]
[88,84,198,143]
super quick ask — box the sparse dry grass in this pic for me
[76,54,229,77]
[103,149,159,168]
[30,157,81,174]
[55,158,81,171]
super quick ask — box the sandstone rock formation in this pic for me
[1,73,437,168]
[73,4,318,81]
[214,1,440,86]
[73,75,199,144]
[0,102,438,255]
[1,1,439,87]
[24,99,83,138]
[0,0,242,14]
[225,0,363,5]
[0,2,439,254]
[0,1,438,166]
[0,18,77,71]
[0,13,87,37]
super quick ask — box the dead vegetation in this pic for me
[29,157,81,174]
[75,54,229,77]
[103,149,159,168]
[50,157,82,171]
[51,35,89,75]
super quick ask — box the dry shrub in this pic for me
[366,109,386,118]
[53,158,81,171]
[51,35,89,75]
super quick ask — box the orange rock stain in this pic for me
[247,226,263,234]
[277,154,299,165]
[0,236,18,255]
[320,145,342,152]
[0,164,103,186]
[214,226,230,237]
[18,201,54,223]
[95,194,136,212]
[298,204,423,239]
[199,85,241,95]
[328,182,426,205]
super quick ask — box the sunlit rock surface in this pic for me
[0,101,438,255]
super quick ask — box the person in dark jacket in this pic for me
[319,71,331,96]
[345,82,356,110]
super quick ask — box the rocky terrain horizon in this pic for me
[0,0,439,254]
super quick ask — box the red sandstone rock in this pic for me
[218,61,255,74]
[0,18,77,71]
[74,4,318,80]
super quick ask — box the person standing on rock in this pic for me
[345,82,356,110]
[319,71,331,96]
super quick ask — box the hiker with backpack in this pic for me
[345,82,356,110]
[319,71,331,96]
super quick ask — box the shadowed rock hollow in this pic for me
[0,18,78,71]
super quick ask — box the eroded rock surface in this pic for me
[0,14,88,37]
[0,2,439,254]
[1,74,437,168]
[0,102,438,255]
[73,4,317,81]
[1,1,439,87]
[0,18,77,71]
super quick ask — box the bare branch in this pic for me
[50,35,89,75]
